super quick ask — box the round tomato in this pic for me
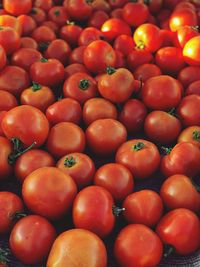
[88,10,109,29]
[133,63,162,83]
[48,6,69,26]
[65,0,93,21]
[0,90,17,111]
[178,66,200,88]
[185,80,200,96]
[113,34,135,56]
[177,126,200,148]
[174,25,199,48]
[3,0,32,16]
[78,27,105,46]
[17,14,37,36]
[59,22,83,48]
[183,36,200,66]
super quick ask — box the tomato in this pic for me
[46,98,82,126]
[91,0,111,13]
[46,122,86,158]
[41,20,59,34]
[101,18,131,41]
[78,27,105,46]
[174,25,199,48]
[3,0,32,16]
[17,15,37,36]
[111,8,123,19]
[86,118,127,156]
[115,139,161,179]
[0,111,7,136]
[142,75,182,111]
[133,63,162,83]
[48,6,69,26]
[9,215,56,264]
[122,2,149,27]
[156,208,200,255]
[2,105,49,148]
[73,185,116,238]
[144,110,182,145]
[0,192,24,234]
[65,0,93,21]
[83,97,117,126]
[14,149,55,183]
[83,40,116,73]
[178,126,200,148]
[63,72,98,104]
[69,45,86,65]
[59,22,83,48]
[113,34,135,56]
[64,63,88,79]
[133,23,163,53]
[47,229,107,267]
[94,163,134,202]
[57,152,95,189]
[97,67,135,103]
[185,80,200,96]
[141,0,163,14]
[161,142,200,177]
[0,90,17,111]
[11,48,42,72]
[0,136,13,179]
[88,10,109,29]
[123,190,163,227]
[31,25,56,46]
[177,94,200,126]
[22,167,77,220]
[160,174,200,212]
[29,7,47,25]
[183,36,200,66]
[114,224,163,267]
[30,58,65,87]
[0,26,21,55]
[20,37,38,50]
[34,0,53,12]
[109,0,128,8]
[0,14,22,36]
[178,66,200,88]
[127,49,153,71]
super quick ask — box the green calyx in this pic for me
[112,205,125,217]
[132,142,145,151]
[106,66,116,75]
[40,57,48,63]
[64,156,76,168]
[0,248,10,266]
[193,130,200,141]
[32,82,42,92]
[54,10,60,17]
[79,79,90,90]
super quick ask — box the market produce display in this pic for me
[0,0,200,267]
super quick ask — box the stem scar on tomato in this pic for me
[193,130,200,141]
[79,79,90,90]
[112,205,125,217]
[64,156,76,167]
[132,142,145,151]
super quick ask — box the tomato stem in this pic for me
[40,57,48,63]
[10,211,27,220]
[0,248,10,266]
[168,108,176,117]
[136,41,145,50]
[161,146,172,155]
[54,10,60,17]
[32,82,42,92]
[132,142,145,151]
[163,244,175,258]
[30,8,37,14]
[66,20,75,25]
[64,156,76,167]
[193,130,200,141]
[112,205,125,217]
[79,79,90,90]
[106,66,116,75]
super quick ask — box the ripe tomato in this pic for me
[183,36,200,66]
[83,40,116,73]
[29,7,47,25]
[0,14,22,36]
[113,34,135,56]
[185,80,200,96]
[9,215,56,264]
[156,208,200,255]
[3,0,32,16]
[161,142,200,177]
[57,152,95,189]
[20,37,38,50]
[97,67,135,103]
[127,49,153,71]
[59,22,83,48]
[64,63,88,79]
[22,167,77,220]
[0,26,21,55]
[0,136,13,179]
[65,0,93,21]
[142,75,182,110]
[133,63,162,82]
[88,10,109,29]
[78,27,105,46]
[46,122,86,158]
[46,98,82,126]
[73,185,116,238]
[2,105,49,148]
[94,163,134,202]
[34,0,53,11]
[86,118,127,156]
[14,149,55,183]
[69,45,86,65]
[48,6,69,26]
[47,229,107,267]
[0,90,17,111]
[0,192,24,234]
[114,224,163,267]
[115,139,161,179]
[17,14,37,36]
[178,66,200,88]
[31,25,56,44]
[144,110,182,145]
[123,190,163,227]
[178,126,200,148]
[174,25,199,48]
[160,174,200,212]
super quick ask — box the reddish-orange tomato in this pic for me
[127,49,153,71]
[34,0,53,11]
[183,36,200,66]
[59,23,83,48]
[47,229,107,267]
[17,15,37,36]
[78,27,105,46]
[29,7,47,25]
[69,45,86,65]
[48,6,69,26]
[65,0,93,21]
[174,25,199,48]
[3,0,32,16]
[20,37,38,49]
[185,80,200,96]
[31,25,56,44]
[88,10,109,29]
[133,63,162,83]
[0,14,22,36]
[113,34,135,56]
[64,63,88,79]
[0,90,18,111]
[0,26,21,55]
[178,126,200,148]
[178,66,200,88]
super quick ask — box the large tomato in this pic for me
[178,126,200,148]
[3,0,32,16]
[183,36,200,66]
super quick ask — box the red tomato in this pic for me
[133,63,162,83]
[160,174,200,212]
[127,49,153,71]
[46,98,82,126]
[0,192,24,234]
[178,126,200,148]
[142,75,182,110]
[34,0,53,12]
[73,185,115,238]
[48,6,69,26]
[78,27,105,46]
[156,208,200,255]
[41,20,59,34]
[64,63,88,79]
[0,136,13,179]
[0,14,22,36]
[69,45,86,65]
[17,15,37,36]
[47,229,107,267]
[94,163,134,202]
[57,152,95,189]
[116,139,160,179]
[114,224,163,267]
[144,110,182,145]
[46,122,86,158]
[113,34,135,56]
[20,37,38,50]
[178,66,200,88]
[183,36,200,66]
[88,10,109,29]
[9,215,56,264]
[86,118,127,156]
[174,25,199,48]
[185,80,200,96]
[22,167,77,220]
[3,0,32,16]
[0,90,18,111]
[59,23,83,48]
[83,40,116,73]
[161,142,200,177]
[29,7,47,25]
[0,26,21,55]
[123,190,163,227]
[0,45,6,71]
[14,149,55,183]
[65,0,93,21]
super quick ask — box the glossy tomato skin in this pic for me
[116,139,161,179]
[156,208,200,255]
[88,10,109,29]
[113,34,135,56]
[46,122,86,158]
[47,229,107,267]
[185,80,200,96]
[0,192,24,234]
[65,0,93,21]
[64,63,88,79]
[142,75,182,111]
[86,118,127,156]
[183,36,200,66]
[22,167,77,220]
[123,190,163,227]
[57,152,95,189]
[114,224,163,267]
[48,6,69,26]
[160,174,200,212]
[133,63,162,83]
[178,66,200,88]
[9,215,56,264]
[73,185,115,238]
[3,0,32,16]
[17,14,37,36]
[0,136,13,179]
[94,163,134,202]
[0,90,18,111]
[174,25,199,48]
[2,105,49,148]
[127,49,153,71]
[177,126,200,148]
[0,26,21,55]
[59,23,83,48]
[161,142,200,178]
[14,149,55,183]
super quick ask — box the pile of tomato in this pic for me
[0,0,200,266]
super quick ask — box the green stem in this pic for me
[79,79,90,90]
[0,248,10,266]
[30,8,37,14]
[32,82,42,92]
[10,211,27,220]
[40,57,48,63]
[132,142,145,151]
[163,244,175,258]
[136,40,145,50]
[106,66,116,75]
[168,108,176,117]
[192,130,200,141]
[161,146,173,155]
[64,156,76,167]
[54,10,60,17]
[112,205,125,217]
